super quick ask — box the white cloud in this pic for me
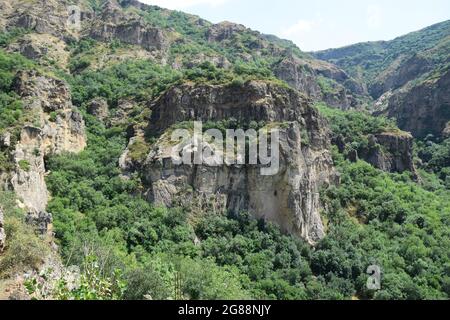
[367,5,382,29]
[140,0,229,10]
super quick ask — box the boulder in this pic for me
[25,210,52,235]
[87,98,109,121]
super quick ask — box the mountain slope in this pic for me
[0,0,449,301]
[0,0,372,109]
[314,20,450,138]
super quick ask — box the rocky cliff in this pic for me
[87,0,170,60]
[377,68,450,138]
[273,54,369,110]
[203,20,370,110]
[357,132,417,176]
[122,81,337,244]
[0,0,430,246]
[0,0,170,62]
[0,0,352,246]
[8,70,86,224]
[0,0,370,110]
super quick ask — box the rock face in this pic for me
[0,0,169,61]
[333,129,417,175]
[0,207,5,253]
[180,53,232,70]
[87,98,109,121]
[88,0,169,58]
[0,132,11,148]
[10,71,86,219]
[273,54,367,110]
[7,33,70,70]
[110,99,138,126]
[203,20,369,110]
[125,81,337,244]
[378,69,450,138]
[273,56,322,102]
[206,21,247,43]
[359,132,417,175]
[25,211,53,235]
[370,54,432,99]
[0,0,88,39]
[1,0,369,110]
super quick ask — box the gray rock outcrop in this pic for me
[87,98,109,121]
[359,132,417,175]
[378,69,450,138]
[88,0,169,57]
[206,21,248,43]
[443,122,450,138]
[0,132,11,148]
[273,54,367,110]
[125,81,337,244]
[25,211,53,235]
[9,71,86,223]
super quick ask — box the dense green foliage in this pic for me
[67,58,182,107]
[323,154,450,299]
[40,102,450,299]
[44,114,253,299]
[25,255,127,300]
[0,28,29,48]
[0,49,36,173]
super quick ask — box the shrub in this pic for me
[0,217,50,278]
[18,160,30,171]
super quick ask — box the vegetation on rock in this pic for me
[0,0,449,301]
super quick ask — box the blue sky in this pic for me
[140,0,450,51]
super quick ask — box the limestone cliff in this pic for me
[122,81,337,244]
[9,71,86,218]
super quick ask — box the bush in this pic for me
[18,160,31,171]
[0,217,50,278]
[69,57,91,74]
[123,267,170,300]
